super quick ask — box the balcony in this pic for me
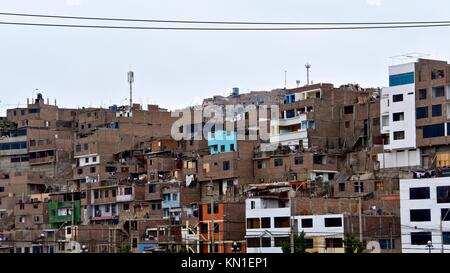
[270,130,307,144]
[116,194,133,202]
[29,156,55,165]
[278,115,306,127]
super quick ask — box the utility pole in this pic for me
[127,71,134,110]
[284,70,287,89]
[290,190,295,253]
[358,174,363,243]
[305,63,311,85]
[441,208,450,253]
[209,177,215,253]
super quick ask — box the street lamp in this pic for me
[231,241,240,253]
[81,244,88,253]
[426,241,433,254]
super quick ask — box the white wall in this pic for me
[381,62,417,151]
[400,177,450,253]
[378,149,421,169]
[76,154,100,167]
[294,214,344,237]
[245,198,344,253]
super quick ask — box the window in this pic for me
[261,217,271,228]
[250,201,255,209]
[437,186,450,203]
[123,203,130,210]
[207,204,219,214]
[274,158,283,167]
[274,217,290,228]
[344,106,354,114]
[112,189,116,197]
[375,181,384,191]
[172,193,178,201]
[423,123,445,138]
[443,232,450,245]
[324,217,342,227]
[148,184,156,193]
[313,155,325,165]
[389,72,414,86]
[257,160,266,169]
[410,232,432,245]
[84,143,89,150]
[33,216,40,222]
[90,166,96,173]
[92,157,97,163]
[213,223,220,233]
[325,238,343,248]
[124,187,132,195]
[393,131,405,140]
[410,187,430,200]
[75,144,81,152]
[223,161,230,171]
[200,223,209,234]
[104,190,109,198]
[295,157,304,165]
[345,121,350,128]
[410,209,431,222]
[305,238,314,249]
[432,104,442,117]
[274,237,290,247]
[338,183,345,192]
[441,209,450,221]
[416,107,428,119]
[354,182,364,193]
[301,218,313,228]
[419,89,427,100]
[393,112,404,122]
[431,69,445,80]
[85,158,89,164]
[261,237,271,247]
[220,145,225,152]
[93,190,99,199]
[379,239,395,250]
[230,144,235,151]
[432,86,445,97]
[247,238,260,248]
[392,94,404,102]
[0,187,4,193]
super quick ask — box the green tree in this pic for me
[281,231,308,253]
[344,234,365,253]
[178,247,189,253]
[119,245,131,253]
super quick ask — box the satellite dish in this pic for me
[67,241,81,253]
[366,241,381,253]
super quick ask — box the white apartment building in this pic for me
[378,62,421,168]
[400,177,450,253]
[245,197,344,253]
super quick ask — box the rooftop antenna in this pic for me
[284,70,287,89]
[305,63,311,85]
[127,71,134,109]
[296,80,301,87]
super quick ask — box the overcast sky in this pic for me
[1,0,450,115]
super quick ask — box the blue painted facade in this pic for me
[162,192,180,209]
[389,72,415,87]
[285,94,295,104]
[207,130,237,154]
[138,243,158,253]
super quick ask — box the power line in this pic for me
[1,21,450,31]
[1,12,450,26]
